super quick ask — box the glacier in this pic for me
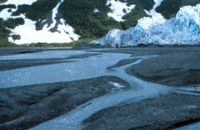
[93,3,200,47]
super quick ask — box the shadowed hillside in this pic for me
[156,0,200,19]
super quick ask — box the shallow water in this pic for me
[0,50,86,60]
[29,53,173,130]
[0,50,133,88]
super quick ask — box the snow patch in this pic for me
[109,82,125,88]
[1,0,37,7]
[93,8,100,13]
[106,0,135,22]
[0,8,16,20]
[144,0,166,24]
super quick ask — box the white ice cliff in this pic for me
[93,3,200,46]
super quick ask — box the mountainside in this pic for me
[0,0,199,46]
[0,0,154,46]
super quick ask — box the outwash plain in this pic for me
[0,46,200,130]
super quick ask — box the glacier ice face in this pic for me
[153,4,200,45]
[95,29,126,47]
[94,3,200,46]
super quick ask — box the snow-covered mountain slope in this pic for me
[0,0,146,45]
[0,0,80,44]
[93,3,200,47]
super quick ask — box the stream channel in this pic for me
[0,49,199,129]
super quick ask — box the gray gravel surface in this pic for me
[1,46,200,130]
[0,76,129,130]
[126,52,200,87]
[83,92,200,130]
